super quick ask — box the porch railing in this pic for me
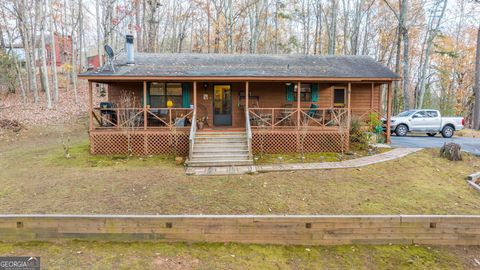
[248,107,349,130]
[92,107,194,130]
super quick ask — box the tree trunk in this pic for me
[96,0,102,66]
[399,0,410,110]
[39,0,52,109]
[46,0,59,103]
[327,0,337,55]
[416,0,447,109]
[474,24,480,130]
[402,28,410,110]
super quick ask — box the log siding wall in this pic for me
[105,81,382,129]
[1,215,480,246]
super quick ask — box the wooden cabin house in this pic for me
[79,53,399,166]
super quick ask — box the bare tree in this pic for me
[384,0,411,110]
[415,0,447,109]
[327,0,338,55]
[45,0,59,104]
[38,0,52,108]
[474,13,480,129]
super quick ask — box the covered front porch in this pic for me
[86,79,394,157]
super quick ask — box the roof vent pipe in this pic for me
[126,35,134,65]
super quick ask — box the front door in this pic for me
[213,85,232,126]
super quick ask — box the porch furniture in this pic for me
[276,104,295,126]
[98,102,117,127]
[249,104,273,127]
[196,104,210,129]
[147,108,169,126]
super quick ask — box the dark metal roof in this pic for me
[79,53,400,79]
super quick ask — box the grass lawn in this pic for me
[253,147,391,164]
[0,240,478,270]
[0,118,479,215]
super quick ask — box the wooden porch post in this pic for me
[143,81,147,130]
[371,83,374,111]
[193,81,197,110]
[245,81,249,111]
[347,82,352,129]
[386,82,393,144]
[88,80,93,131]
[297,81,301,129]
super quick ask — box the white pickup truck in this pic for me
[389,109,465,138]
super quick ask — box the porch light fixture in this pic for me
[203,83,209,90]
[285,82,291,86]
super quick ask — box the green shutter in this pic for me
[286,83,294,102]
[182,83,191,108]
[145,83,151,106]
[311,83,318,102]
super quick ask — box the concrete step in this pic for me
[194,142,248,147]
[188,131,252,167]
[192,149,249,155]
[194,137,247,143]
[193,146,249,152]
[190,155,250,161]
[195,133,246,137]
[196,132,245,136]
[186,160,254,167]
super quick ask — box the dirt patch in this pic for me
[154,256,199,270]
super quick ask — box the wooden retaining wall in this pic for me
[1,215,480,245]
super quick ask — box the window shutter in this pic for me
[182,83,191,108]
[311,84,319,102]
[145,82,151,106]
[286,84,294,102]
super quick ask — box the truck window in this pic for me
[426,111,438,117]
[413,111,427,118]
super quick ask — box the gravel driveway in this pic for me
[391,135,480,156]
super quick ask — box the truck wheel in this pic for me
[395,124,408,136]
[427,133,437,137]
[441,126,454,138]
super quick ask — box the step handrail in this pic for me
[245,108,253,160]
[188,109,197,160]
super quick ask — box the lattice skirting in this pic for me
[252,130,349,154]
[90,130,189,156]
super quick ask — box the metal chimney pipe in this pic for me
[126,35,134,65]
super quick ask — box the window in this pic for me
[293,84,312,102]
[397,110,416,117]
[426,111,438,117]
[333,88,346,107]
[149,82,183,108]
[413,111,428,118]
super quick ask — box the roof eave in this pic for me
[78,74,401,82]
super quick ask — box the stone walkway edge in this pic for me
[185,148,423,176]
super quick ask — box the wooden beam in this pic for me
[143,81,147,130]
[297,82,301,129]
[245,81,249,111]
[386,82,393,144]
[88,80,93,131]
[347,82,352,131]
[371,83,374,110]
[193,81,197,110]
